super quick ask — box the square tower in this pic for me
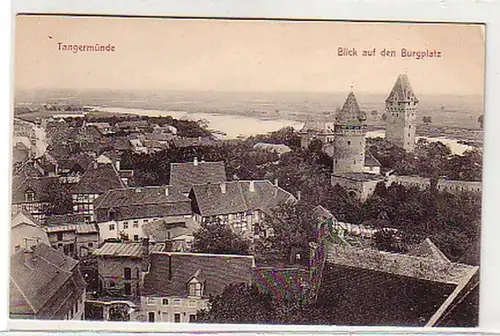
[385,74,419,152]
[332,91,367,174]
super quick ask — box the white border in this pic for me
[4,0,500,334]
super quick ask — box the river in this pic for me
[97,106,475,155]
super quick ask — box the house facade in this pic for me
[92,241,165,298]
[11,210,50,255]
[71,161,126,222]
[10,243,87,320]
[189,180,296,240]
[93,186,194,242]
[45,224,100,258]
[11,176,60,222]
[140,252,255,323]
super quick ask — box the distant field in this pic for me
[14,89,484,129]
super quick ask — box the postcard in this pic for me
[10,15,484,329]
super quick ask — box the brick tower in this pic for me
[385,74,419,152]
[332,91,367,174]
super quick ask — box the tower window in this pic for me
[347,141,351,145]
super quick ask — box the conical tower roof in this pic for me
[386,74,419,103]
[335,91,366,125]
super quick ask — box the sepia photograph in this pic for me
[10,15,484,328]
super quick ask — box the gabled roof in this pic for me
[93,242,165,258]
[45,213,87,226]
[335,92,365,125]
[386,74,419,104]
[45,223,98,234]
[11,209,43,229]
[142,219,198,242]
[11,176,60,203]
[170,160,227,193]
[10,243,84,317]
[72,162,126,194]
[93,186,192,222]
[364,150,381,167]
[142,252,255,296]
[299,121,335,134]
[190,180,296,217]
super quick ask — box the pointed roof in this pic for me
[386,74,419,103]
[335,92,366,125]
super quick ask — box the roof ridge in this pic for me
[151,251,255,259]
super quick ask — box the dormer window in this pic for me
[189,281,202,297]
[25,191,35,202]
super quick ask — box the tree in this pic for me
[192,221,251,255]
[373,228,408,253]
[41,179,73,216]
[422,116,432,125]
[259,201,317,265]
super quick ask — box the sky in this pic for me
[14,15,486,96]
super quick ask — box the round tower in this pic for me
[332,91,367,174]
[385,74,419,152]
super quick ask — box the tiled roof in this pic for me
[72,162,126,194]
[13,147,29,165]
[299,121,335,134]
[11,209,43,229]
[335,92,365,125]
[364,150,381,167]
[93,186,192,222]
[326,243,478,285]
[142,219,198,242]
[45,213,88,226]
[10,243,85,317]
[190,180,296,217]
[254,267,309,302]
[45,223,98,234]
[11,176,60,204]
[386,74,419,104]
[170,161,227,193]
[142,252,255,296]
[92,242,165,258]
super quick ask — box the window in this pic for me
[75,300,79,313]
[124,267,131,280]
[144,219,148,223]
[189,282,202,297]
[134,235,139,241]
[133,221,139,228]
[147,297,156,305]
[109,224,115,231]
[148,312,155,323]
[189,314,197,323]
[347,141,351,145]
[70,307,74,319]
[173,299,182,306]
[174,313,181,323]
[88,242,93,248]
[56,232,63,241]
[109,281,115,288]
[123,222,129,229]
[162,298,169,306]
[25,191,35,202]
[124,283,131,295]
[188,300,197,308]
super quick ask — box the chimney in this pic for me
[193,157,198,166]
[220,182,226,194]
[249,181,255,192]
[165,240,173,252]
[297,191,302,201]
[93,161,98,169]
[23,242,37,268]
[274,179,278,187]
[115,160,121,172]
[164,186,169,196]
[141,238,150,271]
